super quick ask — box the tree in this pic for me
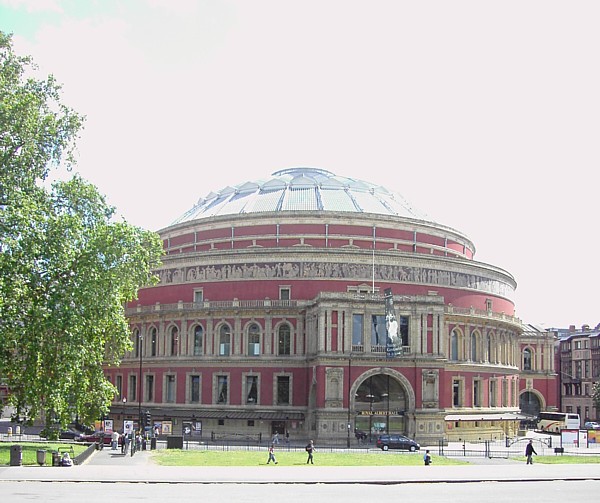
[593,381,600,415]
[0,32,163,435]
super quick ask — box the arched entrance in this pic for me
[520,391,542,418]
[352,372,410,442]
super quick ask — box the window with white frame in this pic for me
[276,375,291,405]
[246,375,258,404]
[471,331,478,362]
[216,375,228,404]
[190,375,200,403]
[452,378,463,407]
[352,314,364,348]
[247,323,260,356]
[219,324,231,356]
[279,287,290,301]
[166,375,176,403]
[489,379,497,407]
[450,329,460,361]
[523,348,532,371]
[278,324,291,355]
[170,326,179,356]
[193,325,203,356]
[473,378,482,407]
[133,329,141,358]
[129,374,137,402]
[145,374,154,402]
[150,327,157,356]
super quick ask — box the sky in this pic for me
[1,0,599,330]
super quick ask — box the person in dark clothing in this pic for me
[267,444,277,464]
[305,439,315,464]
[423,449,432,465]
[525,439,537,464]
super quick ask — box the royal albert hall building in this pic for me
[106,167,558,445]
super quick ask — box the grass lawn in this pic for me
[0,442,88,466]
[151,449,470,466]
[523,455,600,464]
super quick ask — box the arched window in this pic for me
[278,324,291,355]
[450,329,459,361]
[150,327,157,357]
[488,332,496,363]
[193,325,203,356]
[219,324,231,356]
[471,331,478,362]
[170,326,179,356]
[523,347,533,371]
[247,323,260,356]
[133,329,140,358]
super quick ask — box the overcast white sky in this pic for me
[2,0,599,329]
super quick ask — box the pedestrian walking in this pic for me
[305,439,315,464]
[272,432,279,444]
[267,444,278,464]
[423,449,432,465]
[111,430,119,450]
[525,439,537,464]
[285,430,290,444]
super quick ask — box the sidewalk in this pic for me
[1,446,600,484]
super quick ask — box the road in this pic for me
[1,480,599,503]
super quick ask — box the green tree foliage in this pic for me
[0,32,163,434]
[593,382,600,413]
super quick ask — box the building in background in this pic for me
[558,324,600,424]
[518,324,559,421]
[105,167,559,444]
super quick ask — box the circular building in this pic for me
[108,167,531,444]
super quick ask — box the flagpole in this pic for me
[372,226,375,291]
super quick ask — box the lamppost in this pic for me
[381,391,389,434]
[366,375,375,443]
[138,334,143,434]
[383,374,390,434]
[346,354,352,448]
[367,393,374,442]
[122,398,127,430]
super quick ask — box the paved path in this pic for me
[1,446,599,484]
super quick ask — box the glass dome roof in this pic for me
[171,167,432,225]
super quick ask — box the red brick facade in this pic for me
[106,169,557,443]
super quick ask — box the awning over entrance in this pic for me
[444,413,526,421]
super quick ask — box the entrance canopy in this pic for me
[444,413,527,421]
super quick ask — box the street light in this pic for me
[347,354,352,448]
[138,334,143,435]
[383,374,390,434]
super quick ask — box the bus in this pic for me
[537,412,580,433]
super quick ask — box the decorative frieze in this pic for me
[157,261,514,300]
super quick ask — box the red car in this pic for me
[76,431,113,445]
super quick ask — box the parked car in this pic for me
[77,431,112,445]
[375,434,420,451]
[58,428,83,440]
[39,427,82,440]
[584,421,600,430]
